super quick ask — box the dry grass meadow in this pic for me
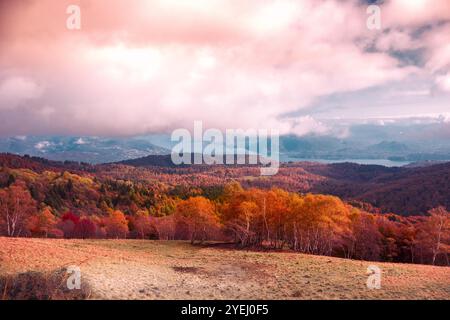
[0,237,449,300]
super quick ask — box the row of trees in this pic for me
[219,184,449,265]
[0,180,448,265]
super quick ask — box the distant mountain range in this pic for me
[0,136,169,164]
[1,127,450,165]
[280,135,450,162]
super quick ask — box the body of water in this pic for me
[280,156,411,167]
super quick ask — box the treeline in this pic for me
[0,168,448,265]
[218,183,449,265]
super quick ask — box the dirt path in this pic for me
[1,238,449,299]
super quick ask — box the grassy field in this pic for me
[0,237,449,300]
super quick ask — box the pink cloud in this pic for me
[0,77,43,110]
[0,0,447,136]
[383,0,450,27]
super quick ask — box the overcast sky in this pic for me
[0,0,449,137]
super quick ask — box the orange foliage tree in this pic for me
[418,207,450,265]
[28,207,57,237]
[104,210,129,239]
[175,196,219,244]
[0,182,37,237]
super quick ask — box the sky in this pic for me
[0,0,449,137]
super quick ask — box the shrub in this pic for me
[0,269,91,300]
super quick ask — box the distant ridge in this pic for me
[403,160,450,168]
[116,154,177,167]
[115,153,269,167]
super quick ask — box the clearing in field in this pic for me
[0,237,448,300]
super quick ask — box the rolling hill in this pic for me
[108,154,450,215]
[0,153,449,216]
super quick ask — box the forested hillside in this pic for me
[0,153,448,265]
[115,155,450,215]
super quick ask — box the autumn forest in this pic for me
[0,153,448,266]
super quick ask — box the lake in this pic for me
[280,156,411,167]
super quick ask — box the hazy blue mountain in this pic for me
[279,121,450,162]
[0,136,170,164]
[1,121,449,164]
